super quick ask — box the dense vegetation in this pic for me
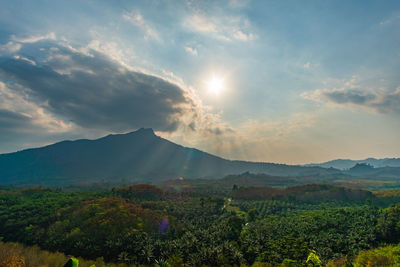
[0,241,126,267]
[1,184,400,266]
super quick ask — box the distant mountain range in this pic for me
[0,128,399,186]
[0,128,341,186]
[305,158,400,170]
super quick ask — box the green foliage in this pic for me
[246,208,258,222]
[2,185,400,266]
[166,255,184,267]
[252,262,273,267]
[63,258,79,267]
[232,184,375,203]
[112,184,163,201]
[353,244,400,267]
[306,250,322,266]
[0,241,124,267]
[279,258,298,266]
[377,203,400,243]
[241,206,380,264]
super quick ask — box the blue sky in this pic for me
[0,0,399,164]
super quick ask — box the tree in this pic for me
[63,258,79,267]
[247,208,258,222]
[306,251,322,266]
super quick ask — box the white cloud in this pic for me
[380,14,400,26]
[123,11,159,40]
[184,46,198,56]
[11,32,56,43]
[302,78,400,115]
[0,42,22,53]
[303,62,311,69]
[233,30,256,41]
[188,14,218,33]
[87,40,126,64]
[13,55,36,65]
[0,82,73,133]
[185,14,257,42]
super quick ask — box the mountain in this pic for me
[0,128,342,186]
[306,158,400,170]
[348,163,375,175]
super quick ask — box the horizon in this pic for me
[1,1,400,164]
[1,127,398,166]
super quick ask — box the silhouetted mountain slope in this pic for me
[0,128,344,186]
[306,158,400,169]
[349,166,400,179]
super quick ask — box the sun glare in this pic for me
[207,76,224,95]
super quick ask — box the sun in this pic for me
[207,76,224,95]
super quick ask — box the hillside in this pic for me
[0,128,341,186]
[306,158,400,169]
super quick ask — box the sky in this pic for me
[0,0,399,164]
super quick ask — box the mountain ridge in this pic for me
[305,157,400,170]
[0,128,343,186]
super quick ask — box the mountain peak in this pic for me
[102,128,156,140]
[135,127,155,135]
[0,128,363,186]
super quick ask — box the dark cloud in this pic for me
[0,109,51,152]
[306,87,400,115]
[0,109,32,132]
[324,90,376,105]
[0,41,196,132]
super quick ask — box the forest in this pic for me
[1,184,400,266]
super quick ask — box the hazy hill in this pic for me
[0,128,341,186]
[306,158,400,169]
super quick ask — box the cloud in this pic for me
[0,108,46,152]
[0,39,214,133]
[12,55,36,65]
[188,15,218,34]
[303,86,400,115]
[161,112,316,163]
[0,81,76,153]
[0,42,22,53]
[0,108,35,134]
[303,62,311,69]
[123,11,159,40]
[184,46,198,56]
[11,32,56,43]
[185,14,257,42]
[228,0,250,8]
[1,33,321,164]
[0,81,71,132]
[380,14,400,26]
[233,30,256,41]
[0,107,70,147]
[0,32,239,155]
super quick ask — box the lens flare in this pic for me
[160,217,169,233]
